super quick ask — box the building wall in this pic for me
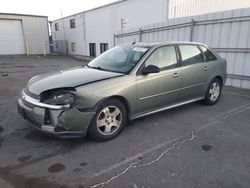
[52,14,86,55]
[0,14,50,55]
[52,0,169,56]
[168,0,250,18]
[84,6,113,56]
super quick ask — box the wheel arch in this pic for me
[206,75,223,88]
[213,75,223,84]
[93,95,130,119]
[105,96,130,117]
[203,75,224,98]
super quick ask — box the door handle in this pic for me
[203,66,209,71]
[172,73,180,78]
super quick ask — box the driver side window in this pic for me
[145,45,177,70]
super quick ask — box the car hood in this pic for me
[27,66,123,95]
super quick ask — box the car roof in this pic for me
[123,41,208,49]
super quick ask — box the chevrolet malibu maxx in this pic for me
[18,42,227,141]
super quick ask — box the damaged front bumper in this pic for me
[17,91,96,137]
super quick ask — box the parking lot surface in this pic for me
[0,56,250,188]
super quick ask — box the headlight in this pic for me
[41,89,76,107]
[49,93,75,106]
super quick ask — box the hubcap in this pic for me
[209,82,220,102]
[96,106,122,136]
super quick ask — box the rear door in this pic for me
[136,45,181,114]
[178,44,210,101]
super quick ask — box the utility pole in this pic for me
[61,9,67,54]
[165,0,170,21]
[121,18,128,44]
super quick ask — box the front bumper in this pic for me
[17,96,95,137]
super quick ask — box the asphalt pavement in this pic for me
[0,55,250,188]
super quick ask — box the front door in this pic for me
[136,45,181,115]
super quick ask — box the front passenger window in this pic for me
[179,45,204,66]
[145,45,177,70]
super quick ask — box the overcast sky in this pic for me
[0,0,118,20]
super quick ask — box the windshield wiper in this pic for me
[86,65,103,70]
[86,64,123,74]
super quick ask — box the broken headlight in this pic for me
[41,89,76,108]
[48,93,75,106]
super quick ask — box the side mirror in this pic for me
[141,65,160,75]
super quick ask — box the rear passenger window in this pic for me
[145,45,177,70]
[199,46,217,61]
[179,45,204,66]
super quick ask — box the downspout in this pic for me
[189,19,195,42]
[139,28,143,42]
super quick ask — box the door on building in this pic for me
[0,19,26,55]
[89,43,96,57]
[100,43,108,54]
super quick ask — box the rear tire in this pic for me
[88,99,127,141]
[203,78,222,105]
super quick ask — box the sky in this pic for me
[0,0,118,20]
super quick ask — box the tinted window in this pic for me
[70,19,75,28]
[71,43,76,52]
[199,46,217,61]
[179,45,204,66]
[55,23,59,31]
[145,45,177,70]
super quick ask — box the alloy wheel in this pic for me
[209,82,220,102]
[96,106,122,136]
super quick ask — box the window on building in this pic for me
[100,43,108,54]
[179,45,204,66]
[89,43,96,57]
[70,19,75,29]
[55,23,59,31]
[71,43,76,52]
[199,45,217,62]
[145,45,177,70]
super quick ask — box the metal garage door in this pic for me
[0,20,26,55]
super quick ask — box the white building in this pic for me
[51,0,168,56]
[0,13,50,55]
[51,0,250,57]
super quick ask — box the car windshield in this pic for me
[87,45,149,74]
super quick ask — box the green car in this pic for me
[18,42,227,141]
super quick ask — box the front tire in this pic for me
[88,99,127,141]
[203,78,222,105]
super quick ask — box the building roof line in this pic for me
[0,12,48,18]
[52,0,127,22]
